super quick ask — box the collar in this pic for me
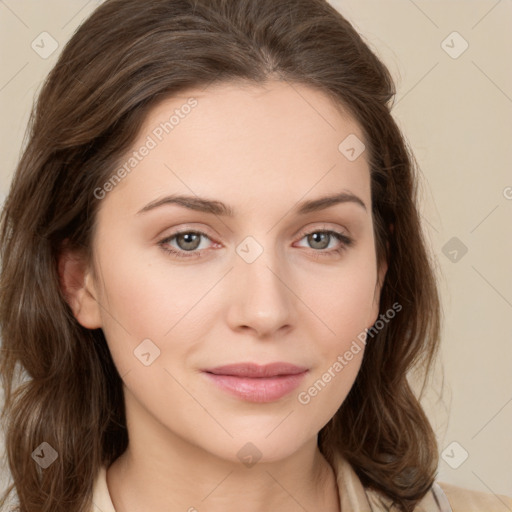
[92,465,116,512]
[331,451,453,512]
[92,453,451,512]
[331,450,376,510]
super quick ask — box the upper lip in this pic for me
[203,362,308,378]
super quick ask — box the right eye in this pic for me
[158,230,216,259]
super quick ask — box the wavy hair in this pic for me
[0,0,441,510]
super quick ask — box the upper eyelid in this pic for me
[296,223,349,237]
[160,221,350,239]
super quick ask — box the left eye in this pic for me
[296,230,350,251]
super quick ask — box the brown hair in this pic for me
[0,0,441,510]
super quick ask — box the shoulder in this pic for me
[329,452,511,512]
[435,481,512,512]
[364,480,512,512]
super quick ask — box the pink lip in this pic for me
[202,362,309,403]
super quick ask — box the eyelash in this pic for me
[158,228,353,260]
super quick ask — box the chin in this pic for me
[193,425,317,467]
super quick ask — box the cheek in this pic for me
[293,249,377,410]
[301,252,378,347]
[295,268,372,419]
[94,242,207,334]
[92,239,225,380]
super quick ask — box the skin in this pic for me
[61,80,387,512]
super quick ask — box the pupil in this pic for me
[310,232,328,249]
[179,232,200,250]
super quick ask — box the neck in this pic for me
[106,412,340,512]
[105,385,341,512]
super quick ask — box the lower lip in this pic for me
[203,371,308,403]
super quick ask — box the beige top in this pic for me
[91,452,512,511]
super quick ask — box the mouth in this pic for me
[202,362,309,403]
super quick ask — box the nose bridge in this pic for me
[229,233,293,334]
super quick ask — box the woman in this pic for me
[0,0,510,511]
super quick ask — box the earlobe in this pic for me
[58,244,103,329]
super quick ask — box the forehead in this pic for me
[101,80,371,217]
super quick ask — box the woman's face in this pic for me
[79,80,386,464]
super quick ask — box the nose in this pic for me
[225,243,295,339]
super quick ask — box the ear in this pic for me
[58,241,102,329]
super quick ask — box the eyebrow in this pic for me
[136,191,367,217]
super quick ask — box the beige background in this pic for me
[1,0,511,503]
